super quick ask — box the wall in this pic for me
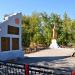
[0,13,24,61]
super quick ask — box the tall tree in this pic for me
[29,12,41,48]
[62,12,71,46]
[22,16,30,47]
[40,12,52,46]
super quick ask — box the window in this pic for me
[8,25,19,35]
[15,18,19,24]
[1,37,10,51]
[12,38,19,50]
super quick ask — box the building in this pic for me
[0,13,24,61]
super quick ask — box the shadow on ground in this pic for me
[7,56,73,72]
[14,56,70,64]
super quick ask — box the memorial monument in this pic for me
[49,23,59,48]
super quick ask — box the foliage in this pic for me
[22,12,75,48]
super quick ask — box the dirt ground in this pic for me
[24,48,75,70]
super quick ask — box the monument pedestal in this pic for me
[49,39,59,49]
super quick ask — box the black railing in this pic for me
[29,65,72,75]
[0,61,25,75]
[0,60,72,75]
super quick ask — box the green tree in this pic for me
[22,16,30,47]
[29,12,41,47]
[62,12,71,45]
[40,12,52,46]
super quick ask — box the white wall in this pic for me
[0,13,24,61]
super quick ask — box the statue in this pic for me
[49,23,59,48]
[52,25,56,39]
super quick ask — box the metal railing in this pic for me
[0,60,72,75]
[0,60,25,75]
[29,65,72,75]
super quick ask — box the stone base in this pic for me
[49,39,59,49]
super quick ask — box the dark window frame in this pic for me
[12,38,19,50]
[8,25,19,35]
[1,37,10,51]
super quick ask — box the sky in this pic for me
[0,0,75,21]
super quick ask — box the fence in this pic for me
[0,60,72,75]
[0,60,25,75]
[29,64,72,75]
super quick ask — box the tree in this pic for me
[22,16,30,47]
[40,12,52,46]
[29,12,41,48]
[61,12,72,46]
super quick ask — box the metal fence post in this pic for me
[25,64,29,75]
[71,71,75,75]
